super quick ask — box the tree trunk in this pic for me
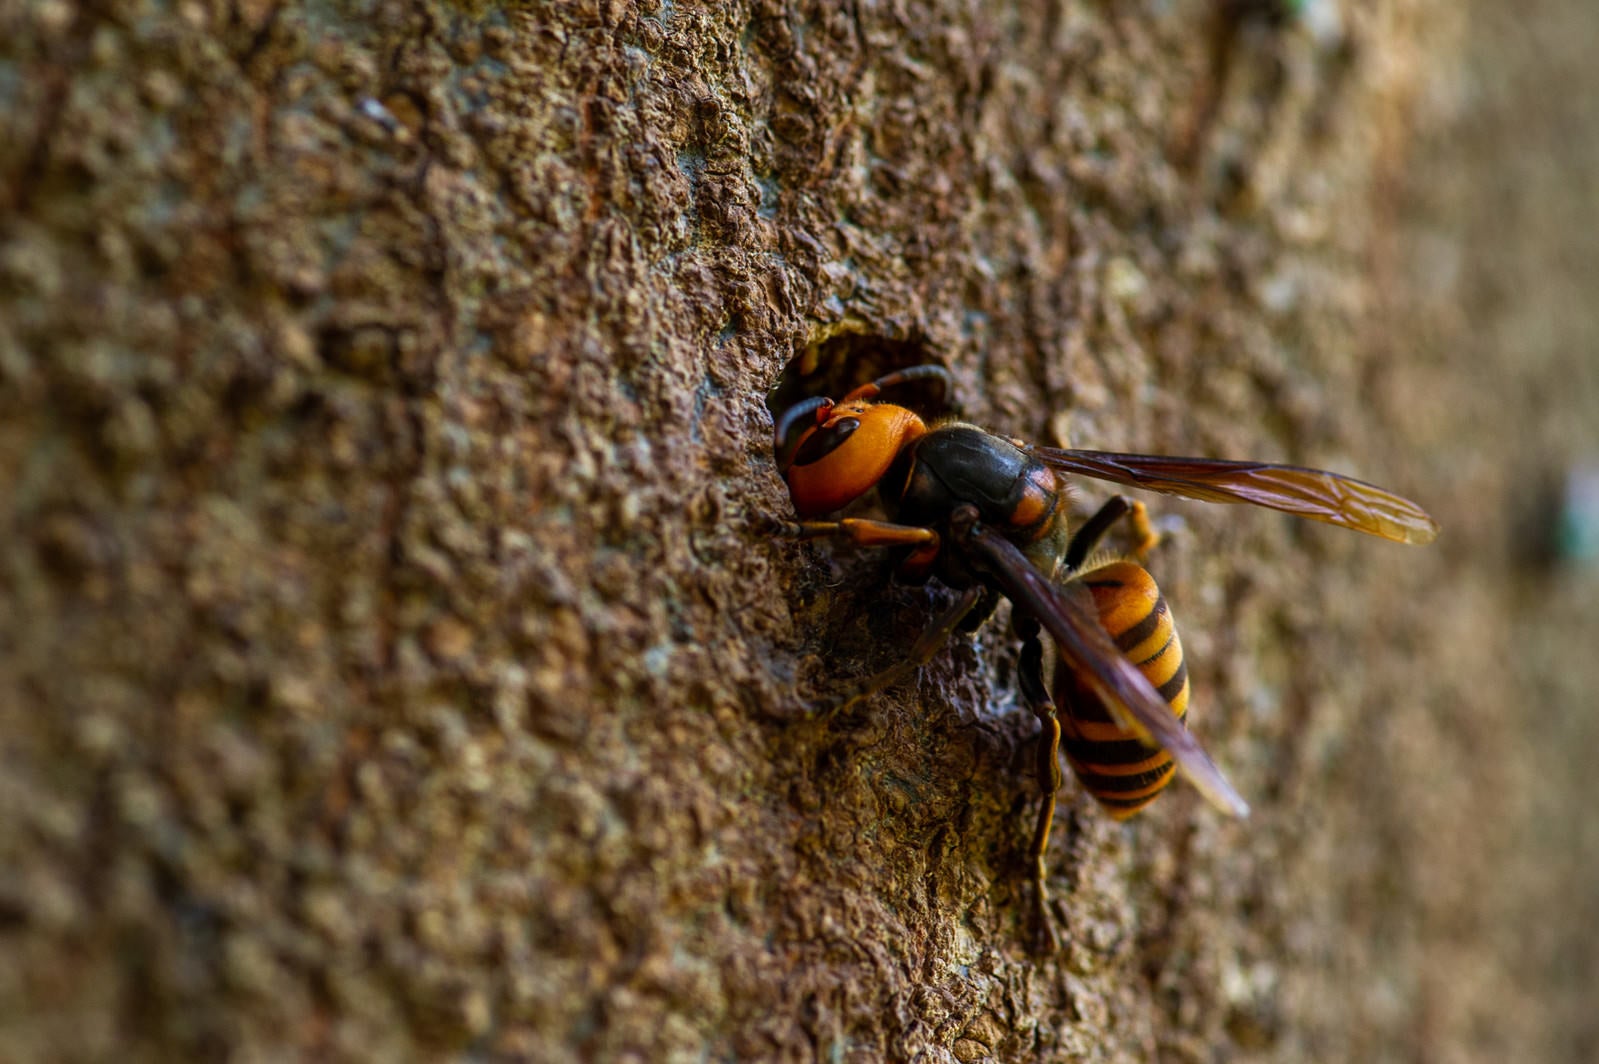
[3,1,1595,1060]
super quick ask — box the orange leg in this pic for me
[780,518,941,571]
[1064,495,1161,570]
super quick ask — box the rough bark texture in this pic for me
[2,1,1596,1061]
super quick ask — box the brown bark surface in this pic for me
[3,1,1595,1061]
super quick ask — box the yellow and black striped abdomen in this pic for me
[1054,560,1190,819]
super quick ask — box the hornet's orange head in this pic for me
[774,395,927,518]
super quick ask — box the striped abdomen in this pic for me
[1054,560,1190,819]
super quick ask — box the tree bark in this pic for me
[3,1,1596,1061]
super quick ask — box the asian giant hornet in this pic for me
[773,363,1437,950]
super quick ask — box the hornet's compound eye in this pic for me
[790,417,860,468]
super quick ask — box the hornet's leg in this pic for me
[1015,612,1063,954]
[956,587,1002,635]
[824,585,984,715]
[780,517,941,572]
[1064,495,1161,570]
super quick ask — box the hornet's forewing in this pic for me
[1026,446,1439,545]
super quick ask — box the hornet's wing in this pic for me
[1026,446,1439,545]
